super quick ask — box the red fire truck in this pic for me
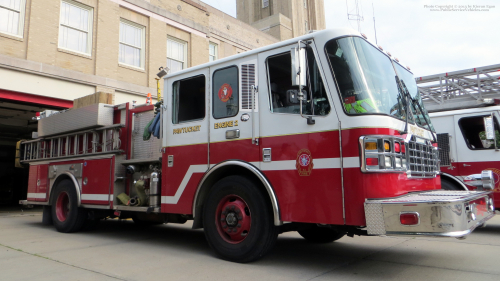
[19,29,495,262]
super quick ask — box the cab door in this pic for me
[256,42,343,225]
[209,58,260,166]
[162,69,210,214]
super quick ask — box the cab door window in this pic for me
[213,66,239,119]
[458,115,500,149]
[172,75,206,124]
[266,46,330,115]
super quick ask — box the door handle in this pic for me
[226,129,240,139]
[463,164,471,167]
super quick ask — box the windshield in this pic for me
[393,63,435,131]
[325,36,434,131]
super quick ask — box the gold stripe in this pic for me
[209,137,252,144]
[341,126,400,131]
[164,127,399,148]
[164,142,208,148]
[260,129,338,139]
[164,137,251,147]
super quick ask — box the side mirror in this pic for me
[291,47,307,87]
[484,116,495,139]
[285,89,306,105]
[463,170,494,190]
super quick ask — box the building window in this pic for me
[305,21,309,32]
[172,75,206,124]
[119,19,145,69]
[209,42,218,62]
[262,0,269,8]
[304,0,307,8]
[167,37,187,74]
[59,0,93,55]
[0,0,26,37]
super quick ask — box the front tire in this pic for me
[298,225,345,243]
[51,179,87,233]
[203,175,278,263]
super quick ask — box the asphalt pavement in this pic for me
[1,205,499,281]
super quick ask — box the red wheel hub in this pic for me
[55,191,70,222]
[215,195,251,244]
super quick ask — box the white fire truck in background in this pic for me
[417,64,500,209]
[18,29,495,262]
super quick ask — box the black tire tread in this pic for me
[203,175,279,263]
[298,225,345,243]
[51,179,87,233]
[441,177,465,191]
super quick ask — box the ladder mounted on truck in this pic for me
[19,125,124,163]
[416,63,500,112]
[18,103,125,164]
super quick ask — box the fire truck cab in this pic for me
[417,64,500,209]
[19,28,495,262]
[430,106,500,207]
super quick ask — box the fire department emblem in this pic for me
[296,149,314,176]
[218,83,233,102]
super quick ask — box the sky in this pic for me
[201,0,500,77]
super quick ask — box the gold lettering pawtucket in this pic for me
[173,125,201,134]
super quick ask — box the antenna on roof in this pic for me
[372,1,378,45]
[346,0,364,32]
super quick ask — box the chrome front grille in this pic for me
[406,136,439,178]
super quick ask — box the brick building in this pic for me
[0,0,325,203]
[237,0,325,41]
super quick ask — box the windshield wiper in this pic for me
[400,80,437,143]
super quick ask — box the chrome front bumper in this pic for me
[364,190,495,237]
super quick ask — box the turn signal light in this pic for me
[400,212,419,225]
[384,141,390,152]
[365,142,377,150]
[366,158,378,166]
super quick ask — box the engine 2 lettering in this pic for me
[214,120,238,129]
[173,125,201,134]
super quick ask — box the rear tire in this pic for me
[203,175,279,263]
[42,205,53,225]
[298,225,345,243]
[441,178,464,191]
[51,179,87,233]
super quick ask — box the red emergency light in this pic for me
[366,158,378,166]
[400,212,420,225]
